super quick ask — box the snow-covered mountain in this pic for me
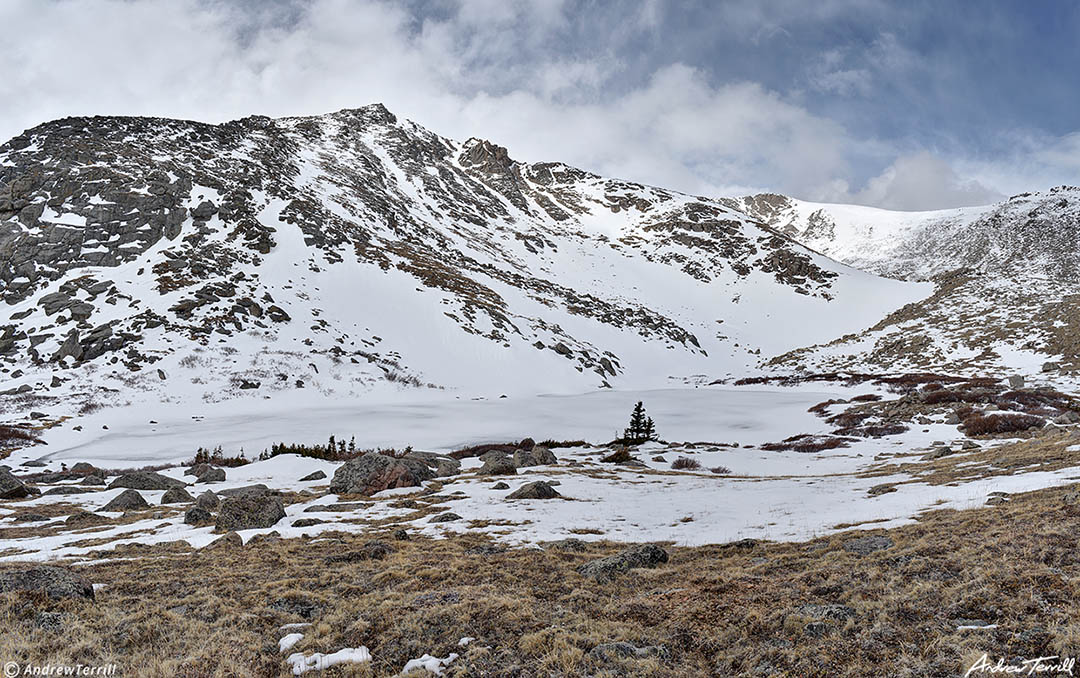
[726,187,1080,281]
[0,105,926,412]
[728,189,1080,378]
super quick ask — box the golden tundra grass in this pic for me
[3,481,1080,677]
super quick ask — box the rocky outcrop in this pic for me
[329,453,435,496]
[577,544,669,582]
[108,472,186,491]
[0,566,94,601]
[214,495,286,531]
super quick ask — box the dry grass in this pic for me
[5,481,1080,677]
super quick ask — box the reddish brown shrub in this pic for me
[672,456,702,470]
[961,412,1044,435]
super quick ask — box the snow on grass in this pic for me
[400,652,458,675]
[286,647,371,675]
[279,633,305,653]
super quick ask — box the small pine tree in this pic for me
[624,401,656,444]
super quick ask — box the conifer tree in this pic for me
[624,401,656,444]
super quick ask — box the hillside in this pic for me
[0,105,926,416]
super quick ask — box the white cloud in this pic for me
[847,152,1004,211]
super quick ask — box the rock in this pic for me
[197,467,226,483]
[547,538,587,552]
[324,541,393,563]
[299,470,327,482]
[81,475,105,486]
[843,535,893,556]
[184,463,213,477]
[292,518,323,528]
[943,412,961,425]
[206,532,242,549]
[922,447,954,461]
[0,566,94,601]
[429,512,461,523]
[65,511,108,527]
[1007,375,1025,389]
[477,455,517,476]
[0,467,31,499]
[506,481,561,500]
[69,462,102,476]
[44,486,88,496]
[1042,361,1061,373]
[720,538,758,551]
[405,451,462,477]
[161,487,194,504]
[1053,411,1080,425]
[183,507,213,525]
[108,471,186,491]
[577,544,669,582]
[269,596,322,620]
[590,642,669,663]
[393,529,410,540]
[329,452,435,496]
[35,611,66,631]
[215,495,286,531]
[196,491,220,510]
[101,489,150,512]
[13,513,49,523]
[512,446,557,468]
[216,484,275,498]
[491,481,510,490]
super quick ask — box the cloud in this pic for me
[0,0,1071,211]
[849,152,1004,211]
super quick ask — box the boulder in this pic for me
[196,491,220,510]
[299,470,327,482]
[184,463,212,478]
[65,511,108,527]
[843,535,893,556]
[183,507,213,525]
[161,487,194,504]
[477,455,517,476]
[205,532,242,549]
[108,471,186,491]
[197,467,226,483]
[292,518,323,528]
[491,481,510,490]
[69,462,103,476]
[512,446,557,468]
[1042,361,1061,373]
[429,512,461,523]
[329,453,435,496]
[0,467,31,499]
[405,451,461,477]
[101,489,150,512]
[577,544,669,582]
[324,541,393,563]
[217,484,273,498]
[1007,375,1025,389]
[1053,411,1080,425]
[81,475,105,486]
[506,481,561,500]
[215,495,286,532]
[0,566,94,601]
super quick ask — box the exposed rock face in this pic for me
[214,495,286,531]
[107,472,186,491]
[0,566,94,600]
[329,453,435,496]
[577,544,669,582]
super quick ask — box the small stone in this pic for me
[429,511,461,523]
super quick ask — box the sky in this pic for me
[1,0,1077,211]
